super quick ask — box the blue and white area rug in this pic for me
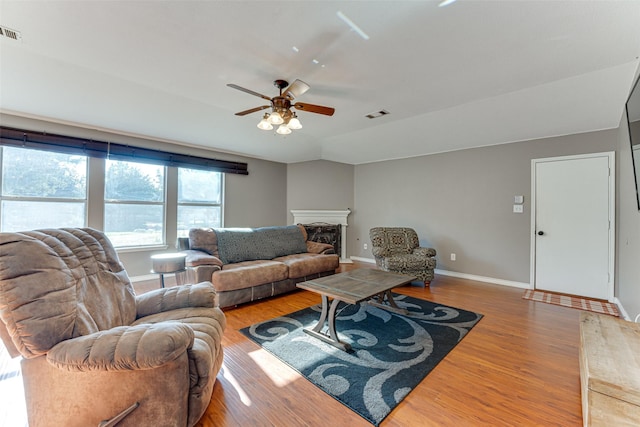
[240,294,483,425]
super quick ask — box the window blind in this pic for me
[0,126,249,175]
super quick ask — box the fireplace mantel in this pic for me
[291,209,351,263]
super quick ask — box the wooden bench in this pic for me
[579,311,640,426]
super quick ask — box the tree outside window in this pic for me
[177,168,222,237]
[104,160,165,247]
[0,147,87,231]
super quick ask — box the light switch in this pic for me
[514,195,524,204]
[513,204,524,213]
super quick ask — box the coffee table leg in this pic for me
[304,296,352,352]
[310,295,330,334]
[368,290,409,315]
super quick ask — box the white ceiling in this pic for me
[1,0,639,165]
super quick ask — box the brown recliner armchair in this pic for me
[0,228,226,427]
[369,227,437,286]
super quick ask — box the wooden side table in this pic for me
[151,253,187,288]
[580,311,640,426]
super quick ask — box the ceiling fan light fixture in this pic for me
[269,111,284,125]
[257,113,273,130]
[228,78,334,135]
[288,114,302,130]
[276,124,292,135]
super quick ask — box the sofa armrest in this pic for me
[183,249,223,267]
[135,282,217,318]
[372,246,388,258]
[47,322,194,372]
[176,237,190,251]
[306,240,335,254]
[189,265,223,285]
[413,247,436,258]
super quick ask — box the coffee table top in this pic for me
[297,269,416,305]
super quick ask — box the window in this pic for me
[0,146,87,231]
[177,168,222,237]
[104,159,165,247]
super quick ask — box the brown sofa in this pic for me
[0,228,226,427]
[179,225,340,308]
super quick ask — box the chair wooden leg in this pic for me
[424,281,430,287]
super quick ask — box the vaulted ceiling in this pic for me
[1,1,639,164]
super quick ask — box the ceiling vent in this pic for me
[365,110,389,119]
[0,26,22,41]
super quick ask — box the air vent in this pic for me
[365,110,390,119]
[0,25,22,41]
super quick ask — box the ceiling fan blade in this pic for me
[294,102,335,116]
[235,105,271,116]
[283,79,310,100]
[227,84,272,101]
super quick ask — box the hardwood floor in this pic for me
[197,263,583,427]
[0,262,583,426]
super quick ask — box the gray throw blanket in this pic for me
[214,225,307,264]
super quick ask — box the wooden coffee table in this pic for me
[296,269,417,351]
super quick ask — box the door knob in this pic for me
[537,231,544,236]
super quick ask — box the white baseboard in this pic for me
[349,256,530,289]
[613,297,631,321]
[350,256,376,264]
[434,269,530,289]
[130,274,158,283]
[129,273,179,288]
[135,257,530,291]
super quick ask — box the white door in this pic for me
[531,152,614,300]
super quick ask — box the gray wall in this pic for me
[0,113,288,277]
[616,107,640,319]
[351,130,617,284]
[286,160,354,224]
[226,161,287,228]
[6,111,638,310]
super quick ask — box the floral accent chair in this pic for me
[369,227,437,286]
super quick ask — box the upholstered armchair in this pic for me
[369,227,437,286]
[0,228,226,427]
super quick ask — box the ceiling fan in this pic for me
[227,79,335,134]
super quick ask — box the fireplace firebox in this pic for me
[290,209,351,263]
[302,223,341,259]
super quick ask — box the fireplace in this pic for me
[302,223,341,260]
[291,209,351,263]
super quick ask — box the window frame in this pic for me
[0,146,89,231]
[103,159,168,249]
[176,167,224,237]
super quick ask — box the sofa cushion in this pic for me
[189,228,219,257]
[306,240,335,254]
[370,227,419,256]
[273,253,340,279]
[215,226,307,264]
[212,260,289,292]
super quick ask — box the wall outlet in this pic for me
[450,253,456,261]
[363,243,368,250]
[513,204,524,213]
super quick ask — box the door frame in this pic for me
[529,151,615,302]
